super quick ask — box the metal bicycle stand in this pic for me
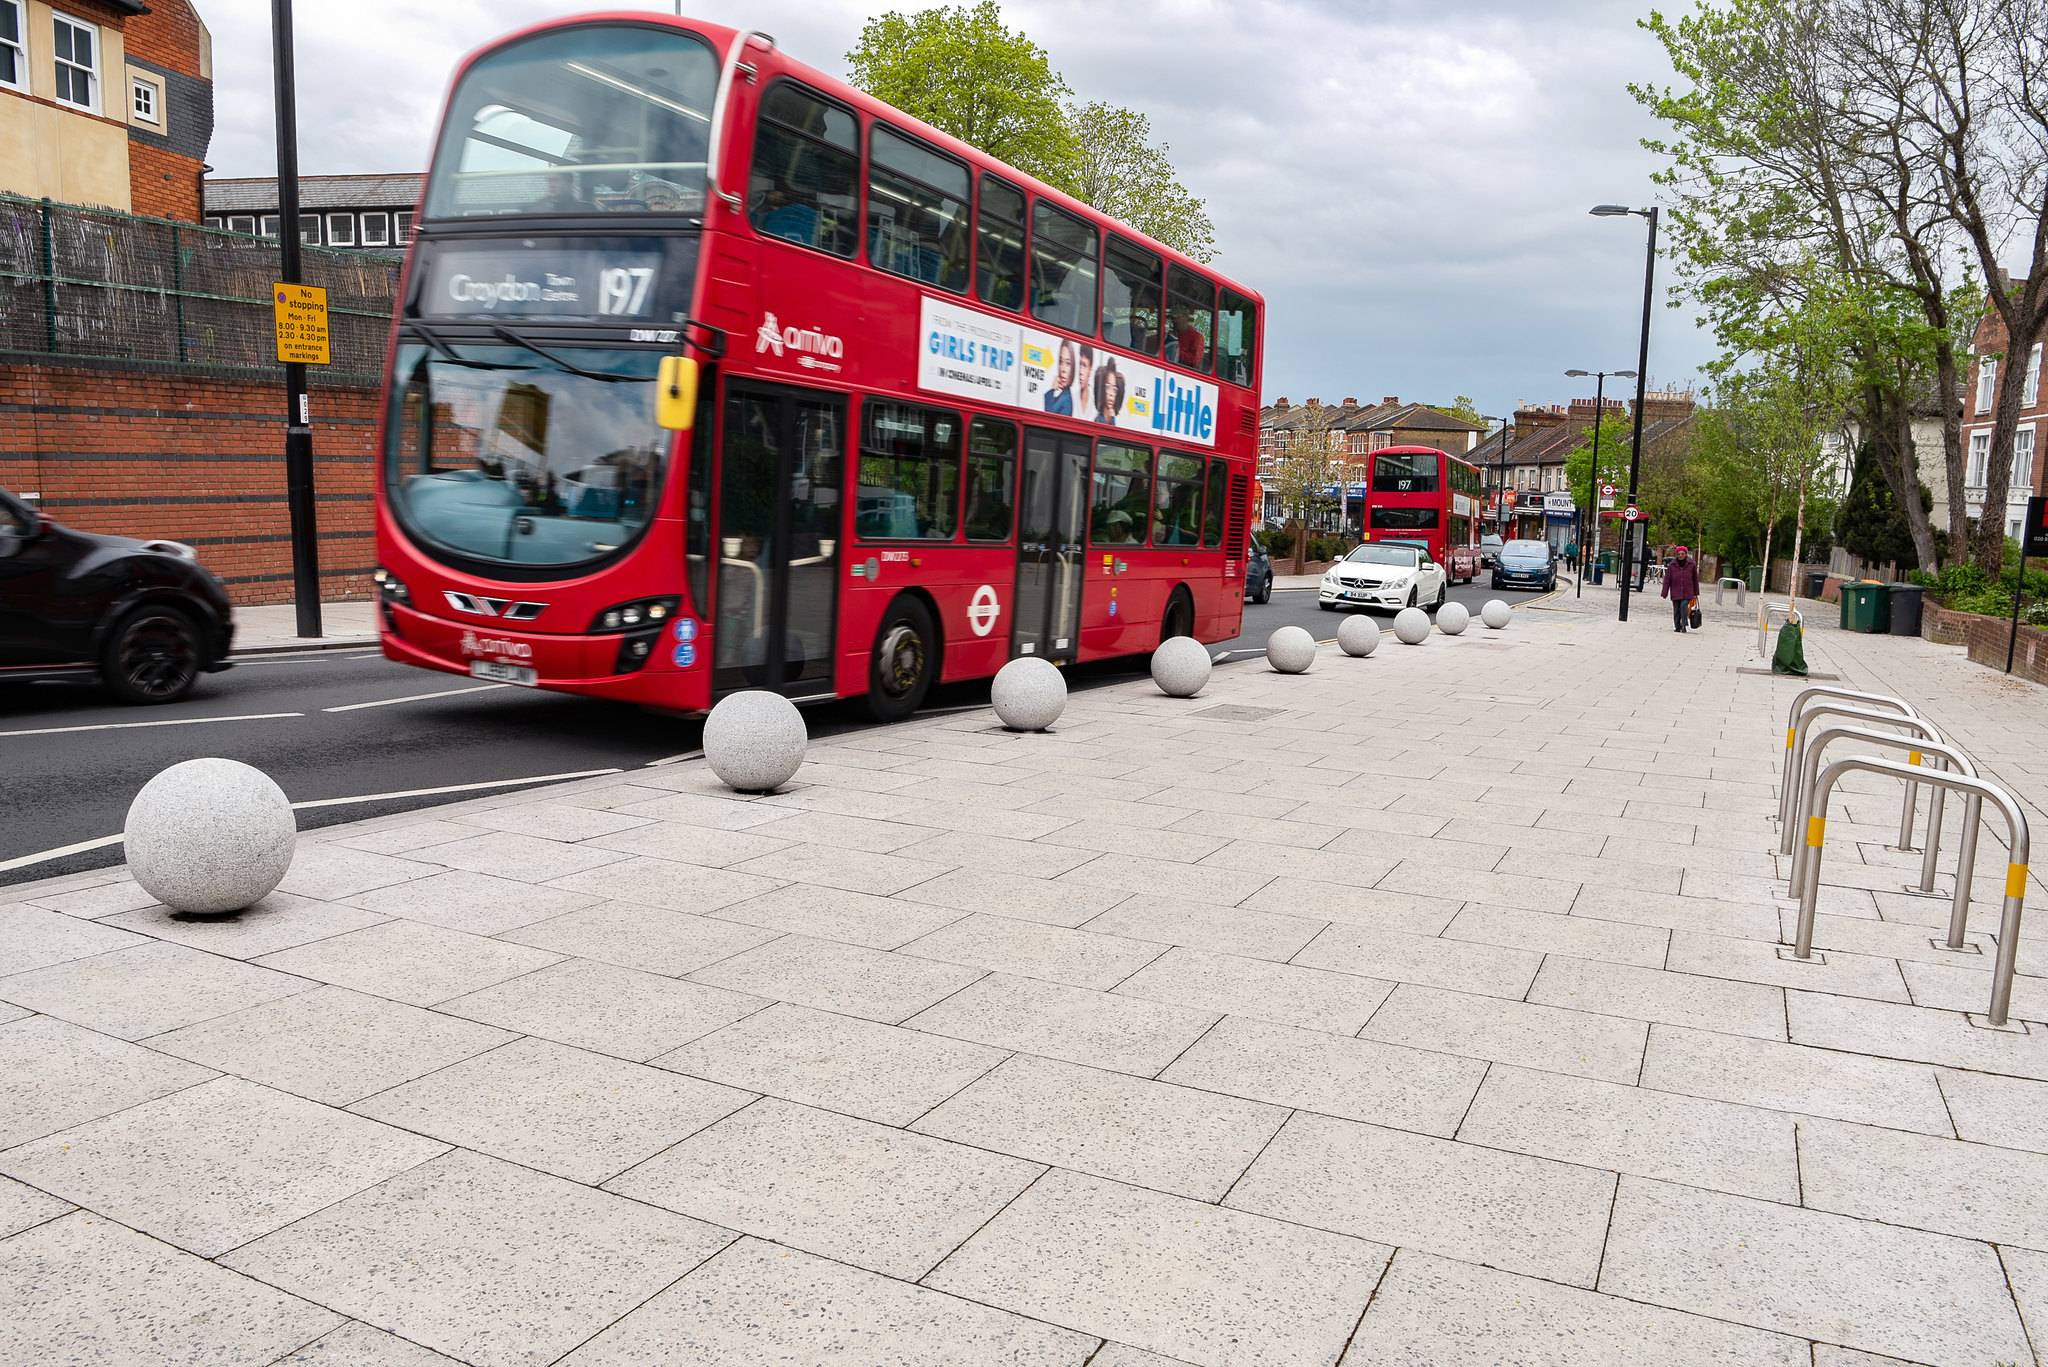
[1779,703,1944,858]
[1777,687,1921,832]
[1793,755,2031,1025]
[1785,724,1980,909]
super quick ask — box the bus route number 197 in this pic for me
[598,267,654,317]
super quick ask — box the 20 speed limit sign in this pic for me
[1623,506,1641,522]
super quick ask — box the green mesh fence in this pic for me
[0,194,401,382]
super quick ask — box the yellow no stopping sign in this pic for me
[273,283,330,365]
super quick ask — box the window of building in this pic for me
[1202,458,1228,547]
[52,11,97,111]
[2026,344,2043,408]
[1969,430,1990,487]
[2018,426,2038,487]
[964,417,1016,541]
[1165,266,1213,373]
[1153,451,1205,545]
[325,213,356,246]
[1369,431,1392,451]
[867,124,969,291]
[394,211,414,244]
[1030,202,1097,335]
[202,216,222,230]
[298,213,321,245]
[0,1,24,93]
[1979,357,1999,414]
[361,212,390,247]
[748,81,859,258]
[858,401,959,540]
[1101,235,1162,356]
[975,174,1025,312]
[259,215,280,239]
[1091,441,1151,546]
[130,75,160,125]
[1216,287,1258,387]
[226,214,256,235]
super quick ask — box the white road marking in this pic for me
[322,683,506,713]
[0,712,303,739]
[0,768,627,875]
[645,750,706,767]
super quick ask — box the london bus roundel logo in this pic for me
[968,584,1001,637]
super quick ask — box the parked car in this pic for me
[1243,540,1274,604]
[1479,533,1504,568]
[1318,542,1448,613]
[0,488,234,703]
[1492,538,1558,592]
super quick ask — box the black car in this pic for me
[1243,540,1274,604]
[0,488,234,703]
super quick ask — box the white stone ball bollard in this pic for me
[991,656,1067,730]
[1481,598,1513,630]
[704,689,807,792]
[1393,606,1433,645]
[1436,601,1470,635]
[125,758,296,913]
[1150,636,1212,697]
[1267,625,1316,674]
[1337,614,1381,657]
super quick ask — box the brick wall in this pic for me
[1922,600,2048,686]
[127,142,203,222]
[0,358,378,605]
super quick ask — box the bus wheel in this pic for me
[866,596,936,723]
[1161,589,1195,642]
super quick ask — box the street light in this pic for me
[1564,369,1635,599]
[1590,203,1659,622]
[1481,415,1511,537]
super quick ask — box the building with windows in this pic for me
[0,0,213,219]
[1465,392,1696,544]
[1958,300,2046,541]
[202,173,423,250]
[1256,396,1487,528]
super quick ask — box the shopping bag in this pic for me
[1688,599,1703,629]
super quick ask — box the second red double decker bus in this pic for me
[1359,445,1483,583]
[372,13,1264,720]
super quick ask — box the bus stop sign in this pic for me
[273,283,330,366]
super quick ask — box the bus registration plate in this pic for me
[469,660,537,687]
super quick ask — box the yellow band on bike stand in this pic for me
[1786,727,1797,750]
[2009,864,2030,899]
[1908,750,1922,766]
[1806,816,1826,848]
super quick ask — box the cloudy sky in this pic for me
[199,0,1718,418]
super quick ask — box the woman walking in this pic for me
[1661,545,1700,633]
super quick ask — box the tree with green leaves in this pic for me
[1062,102,1215,261]
[846,4,1216,260]
[846,3,1077,188]
[1428,395,1488,431]
[1838,440,1924,569]
[1268,402,1344,575]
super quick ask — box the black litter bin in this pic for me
[1804,570,1828,599]
[1887,582,1925,637]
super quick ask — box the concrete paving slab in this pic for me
[1528,956,1788,1039]
[256,918,559,1007]
[1357,983,1648,1083]
[1115,946,1394,1034]
[1,940,315,1040]
[502,899,781,976]
[905,971,1216,1076]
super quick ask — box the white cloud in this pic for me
[200,0,1715,412]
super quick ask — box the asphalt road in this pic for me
[0,575,1554,885]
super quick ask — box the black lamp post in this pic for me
[1591,203,1658,623]
[1481,415,1510,536]
[1564,369,1635,598]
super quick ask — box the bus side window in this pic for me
[749,82,859,258]
[965,417,1018,541]
[1030,202,1098,336]
[976,175,1026,313]
[1102,235,1161,356]
[1090,441,1150,547]
[859,401,960,539]
[1152,451,1204,545]
[1167,266,1214,373]
[1201,458,1227,547]
[868,125,970,293]
[1216,288,1258,388]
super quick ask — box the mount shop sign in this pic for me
[917,296,1220,448]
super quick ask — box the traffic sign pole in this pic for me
[272,0,320,638]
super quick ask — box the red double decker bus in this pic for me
[1361,446,1483,583]
[372,14,1264,720]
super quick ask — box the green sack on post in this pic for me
[1772,620,1808,676]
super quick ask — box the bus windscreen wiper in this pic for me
[487,325,642,383]
[405,321,521,371]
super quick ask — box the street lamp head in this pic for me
[1616,369,1638,379]
[1589,204,1634,216]
[1565,369,1589,377]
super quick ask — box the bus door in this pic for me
[1013,427,1089,664]
[712,381,844,700]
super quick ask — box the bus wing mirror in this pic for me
[656,356,699,431]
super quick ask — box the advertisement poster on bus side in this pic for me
[917,295,1219,448]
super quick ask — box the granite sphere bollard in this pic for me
[1481,598,1513,630]
[1267,625,1316,673]
[991,656,1067,730]
[703,689,807,792]
[124,758,296,913]
[1436,601,1470,635]
[1393,606,1433,645]
[1150,635,1212,697]
[1337,614,1381,657]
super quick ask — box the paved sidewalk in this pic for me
[6,593,2048,1365]
[233,600,377,654]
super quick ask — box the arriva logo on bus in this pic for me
[1150,375,1215,442]
[756,312,845,361]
